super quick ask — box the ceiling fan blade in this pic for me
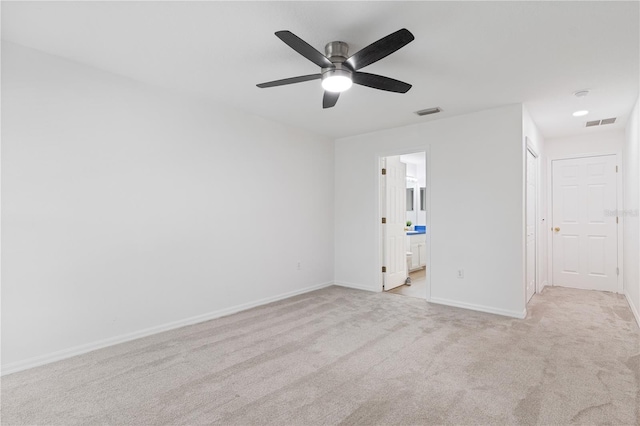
[353,72,412,93]
[346,28,414,71]
[256,74,321,88]
[323,91,339,109]
[275,31,334,68]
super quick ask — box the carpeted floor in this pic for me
[2,285,639,425]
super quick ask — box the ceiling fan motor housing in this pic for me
[322,41,353,82]
[325,41,349,62]
[322,62,352,81]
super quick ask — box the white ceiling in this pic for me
[2,1,638,140]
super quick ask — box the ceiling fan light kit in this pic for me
[322,64,353,94]
[257,29,414,108]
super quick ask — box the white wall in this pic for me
[545,129,624,159]
[1,42,335,372]
[523,106,547,293]
[623,97,640,326]
[335,104,525,318]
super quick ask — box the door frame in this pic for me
[546,151,624,294]
[525,140,539,304]
[376,146,431,300]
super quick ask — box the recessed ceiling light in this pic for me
[573,110,589,117]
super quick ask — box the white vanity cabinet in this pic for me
[408,233,427,271]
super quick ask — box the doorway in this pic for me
[550,154,620,292]
[380,151,428,299]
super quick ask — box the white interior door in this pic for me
[383,156,407,290]
[552,155,618,292]
[526,148,537,303]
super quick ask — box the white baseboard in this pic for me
[333,281,378,292]
[625,292,640,329]
[1,281,333,376]
[429,297,527,319]
[540,280,549,292]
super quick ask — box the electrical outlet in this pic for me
[457,269,464,278]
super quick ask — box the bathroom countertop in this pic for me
[406,226,427,236]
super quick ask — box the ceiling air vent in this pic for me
[586,117,617,127]
[415,107,442,116]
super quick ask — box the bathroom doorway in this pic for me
[380,151,428,299]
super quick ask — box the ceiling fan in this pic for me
[256,29,414,109]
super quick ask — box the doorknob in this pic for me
[554,227,560,232]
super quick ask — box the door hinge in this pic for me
[616,165,618,173]
[617,267,619,275]
[381,217,387,224]
[616,216,619,224]
[382,266,387,273]
[381,168,386,175]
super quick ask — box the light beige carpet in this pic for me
[2,285,639,425]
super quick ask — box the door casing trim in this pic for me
[525,140,540,307]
